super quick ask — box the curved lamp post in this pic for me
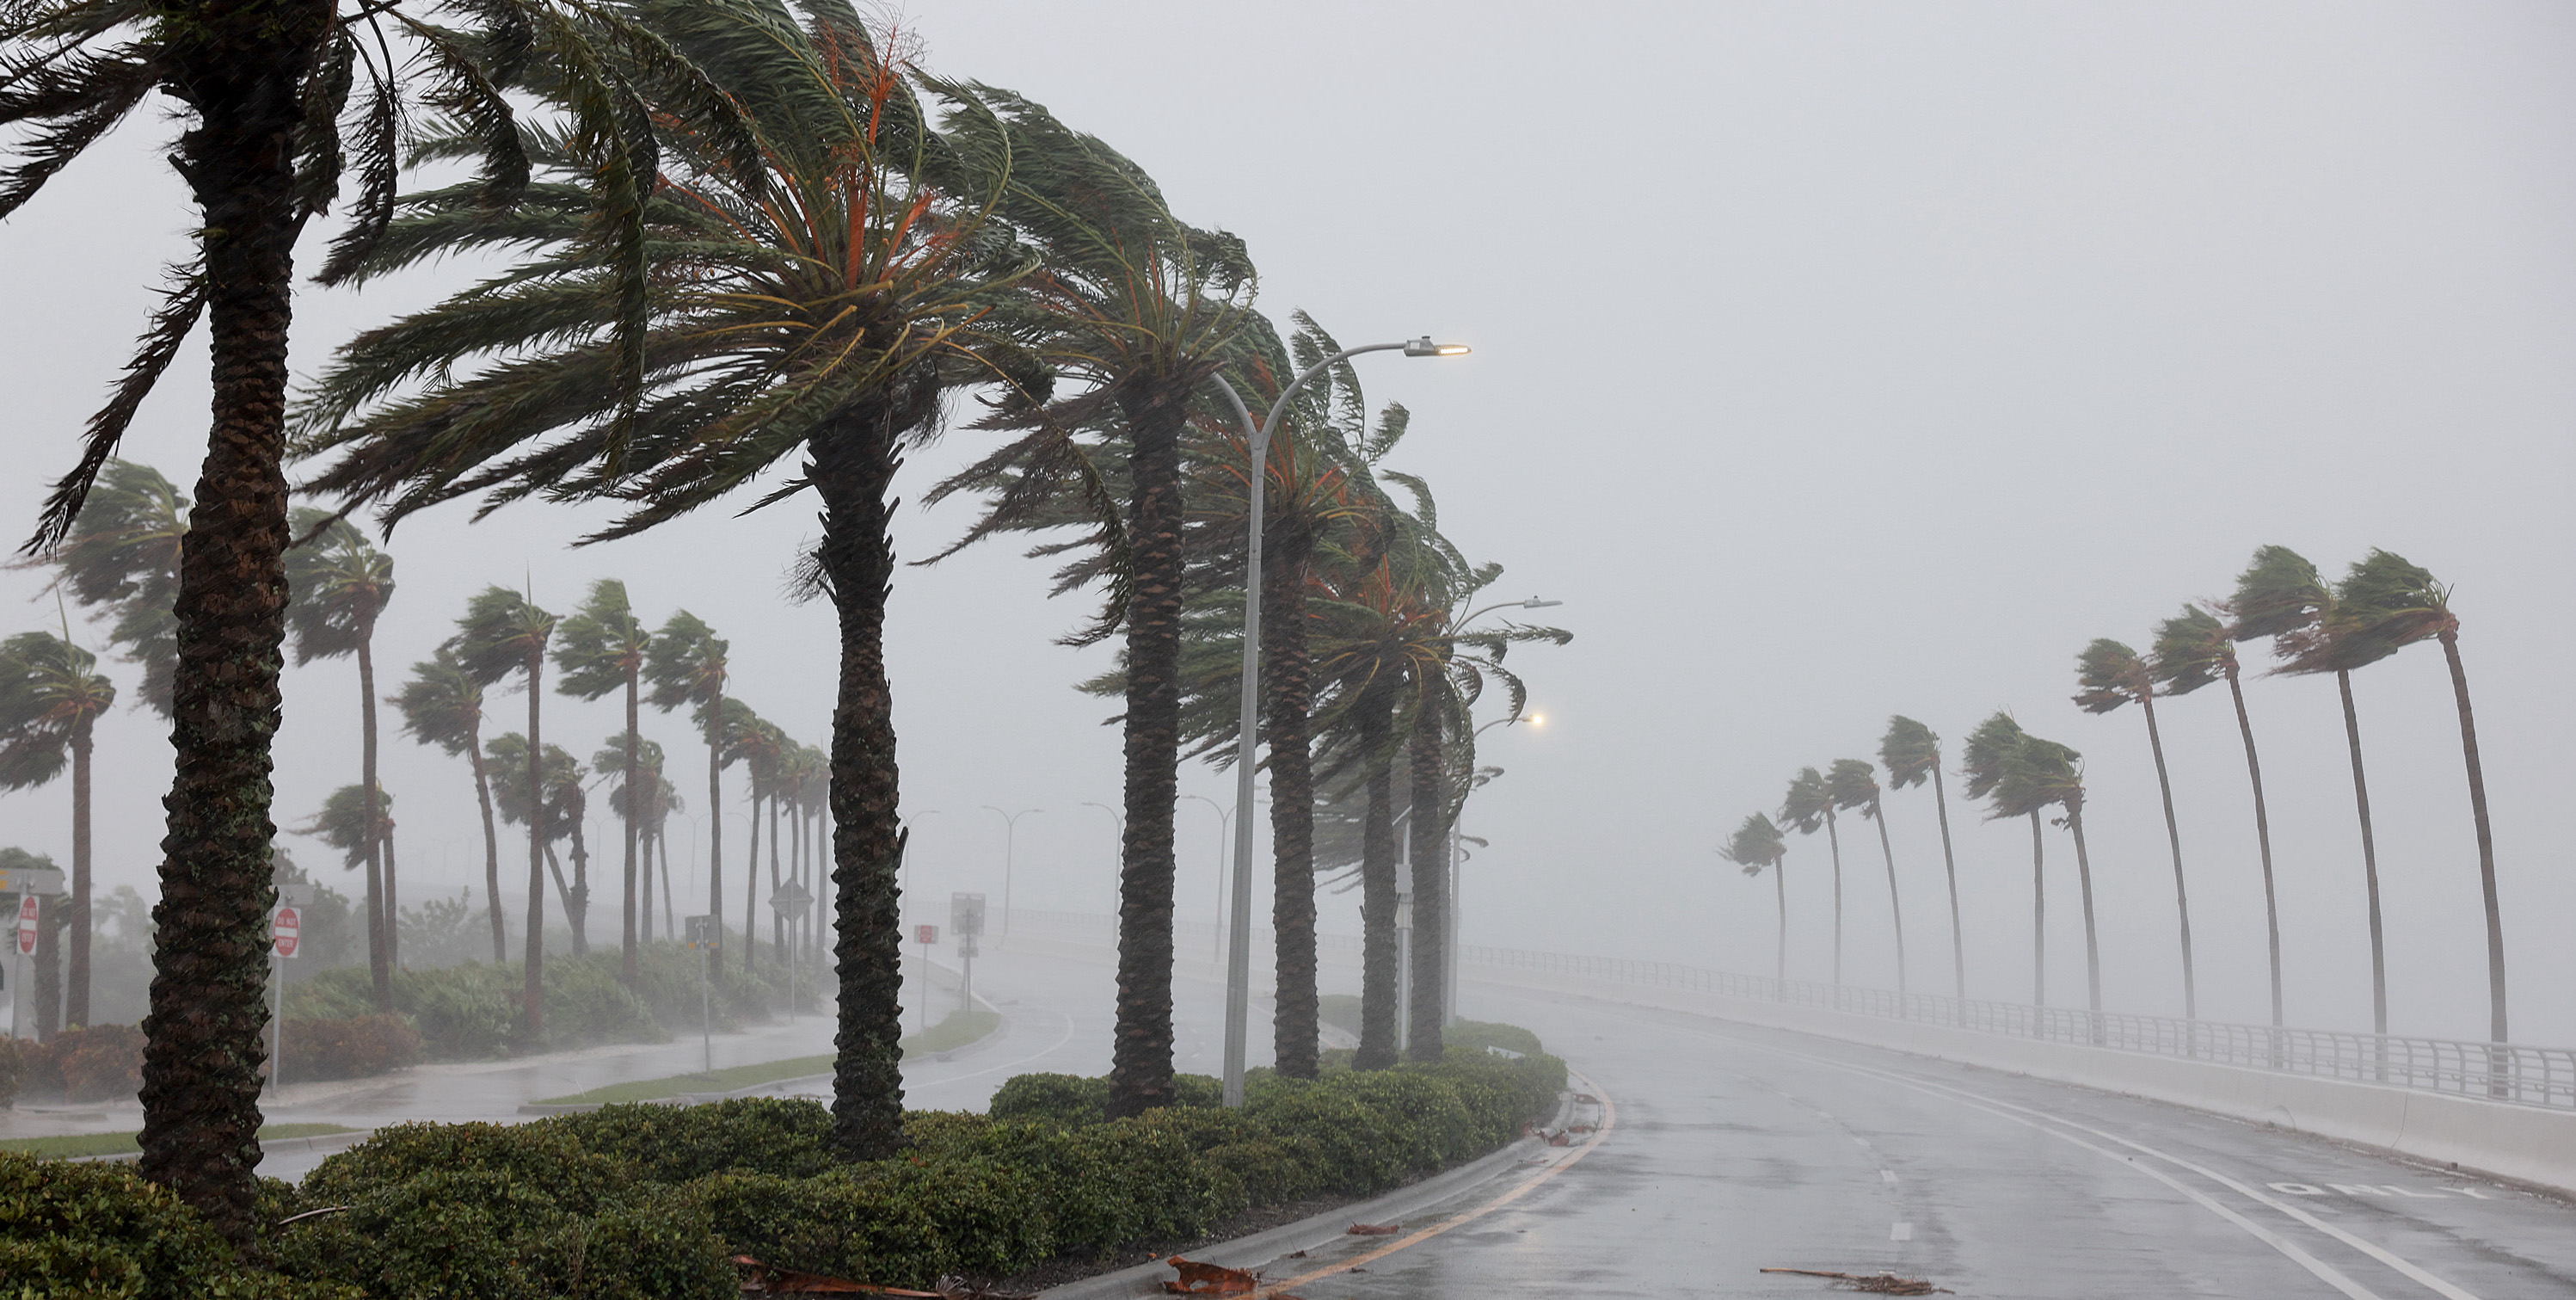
[1181,794,1233,964]
[1208,336,1470,1106]
[981,806,1042,936]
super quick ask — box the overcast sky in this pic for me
[3,1,2571,1045]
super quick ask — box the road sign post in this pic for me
[685,915,716,1072]
[12,892,36,1043]
[950,894,985,1017]
[914,924,938,1032]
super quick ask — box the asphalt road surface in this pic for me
[1278,983,2576,1300]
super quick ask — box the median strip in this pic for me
[531,1007,1004,1107]
[0,1123,359,1161]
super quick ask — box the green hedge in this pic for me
[286,942,783,1061]
[13,1029,1565,1297]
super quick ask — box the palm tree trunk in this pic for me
[811,394,916,1161]
[1356,693,1399,1070]
[65,716,93,1028]
[137,13,327,1232]
[658,829,676,943]
[2137,693,2195,1020]
[381,825,399,970]
[1868,796,1906,1000]
[1772,859,1787,990]
[1263,535,1320,1079]
[2223,663,2284,1029]
[2438,630,2506,1045]
[566,815,589,958]
[706,698,724,957]
[770,792,784,958]
[521,653,546,1038]
[622,668,639,986]
[1406,709,1447,1062]
[2338,669,2388,1036]
[1109,380,1189,1117]
[742,791,760,973]
[358,635,390,1009]
[1928,765,1964,1003]
[34,892,59,1038]
[2068,803,2101,1016]
[469,730,506,962]
[1823,806,1844,989]
[2029,810,2045,1008]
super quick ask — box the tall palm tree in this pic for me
[1778,767,1841,988]
[2153,603,2284,1028]
[0,631,114,1033]
[485,734,588,952]
[4,0,694,1235]
[2074,638,2195,1020]
[1880,716,1964,1001]
[1828,759,1906,999]
[648,612,731,963]
[35,459,185,717]
[555,579,650,985]
[292,2,1014,1161]
[723,707,786,973]
[2000,732,2097,1014]
[292,785,394,943]
[451,587,557,1036]
[926,89,1256,1116]
[392,649,507,961]
[1718,812,1790,986]
[284,508,397,1005]
[595,737,672,946]
[1963,712,2044,1006]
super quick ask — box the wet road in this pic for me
[1276,984,2576,1300]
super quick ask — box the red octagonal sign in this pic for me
[273,905,301,959]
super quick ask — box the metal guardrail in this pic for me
[1460,944,2576,1112]
[998,909,2575,1110]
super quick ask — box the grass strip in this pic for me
[0,1123,358,1160]
[533,1007,1005,1106]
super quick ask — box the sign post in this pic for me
[685,915,715,1072]
[950,893,985,1017]
[768,881,813,1025]
[913,924,937,1032]
[12,892,37,1043]
[270,880,313,1091]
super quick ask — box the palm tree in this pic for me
[554,579,651,985]
[2074,638,2196,1020]
[648,612,730,956]
[723,708,786,973]
[595,737,672,947]
[1778,767,1841,988]
[1963,712,2044,1006]
[1828,759,1906,999]
[0,631,114,1033]
[451,587,557,1036]
[284,508,397,1005]
[35,459,185,717]
[1880,716,1964,1001]
[292,3,1014,1161]
[292,786,395,950]
[2153,603,2284,1028]
[392,649,507,961]
[2000,732,2098,1015]
[4,0,692,1235]
[1718,812,1790,987]
[485,734,588,953]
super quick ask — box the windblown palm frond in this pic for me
[1878,716,1940,789]
[2150,605,2235,697]
[1718,812,1787,878]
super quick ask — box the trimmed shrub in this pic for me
[0,1153,361,1300]
[33,1022,146,1102]
[542,1098,839,1182]
[0,1032,24,1108]
[1442,1019,1545,1059]
[301,1120,636,1216]
[689,1161,1050,1287]
[985,1072,1105,1127]
[281,1014,422,1081]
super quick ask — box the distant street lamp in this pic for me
[1208,336,1471,1106]
[981,806,1042,936]
[1181,794,1232,964]
[1442,596,1563,1026]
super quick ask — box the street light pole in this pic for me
[1181,793,1232,964]
[981,806,1042,936]
[1208,336,1470,1107]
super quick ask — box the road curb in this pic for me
[65,1128,377,1165]
[1038,1092,1578,1299]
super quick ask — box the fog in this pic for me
[3,1,2572,1048]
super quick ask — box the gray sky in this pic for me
[3,1,2572,1044]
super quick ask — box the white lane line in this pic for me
[1891,1222,1913,1241]
[905,1005,1079,1088]
[1880,1168,1898,1184]
[1712,1036,2394,1300]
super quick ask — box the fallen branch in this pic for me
[1345,1223,1402,1235]
[1760,1267,1952,1295]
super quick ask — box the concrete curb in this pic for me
[67,1127,376,1165]
[1039,1093,1577,1299]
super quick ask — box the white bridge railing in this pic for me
[1461,944,2576,1112]
[996,909,2574,1111]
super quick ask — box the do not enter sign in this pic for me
[15,894,34,957]
[916,923,938,946]
[273,906,302,959]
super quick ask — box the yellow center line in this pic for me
[1248,1069,1620,1298]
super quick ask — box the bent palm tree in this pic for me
[1829,759,1905,999]
[2075,638,2195,1020]
[2001,733,2096,1015]
[596,737,671,944]
[555,579,651,985]
[1881,717,1964,1001]
[1779,767,1841,989]
[1963,712,2044,1006]
[284,508,397,1006]
[292,786,394,937]
[0,632,114,1032]
[485,734,588,952]
[1718,813,1790,987]
[392,649,506,960]
[649,612,730,950]
[37,459,185,716]
[451,587,556,1036]
[2155,603,2283,1028]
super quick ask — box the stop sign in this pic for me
[273,905,302,959]
[15,894,34,956]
